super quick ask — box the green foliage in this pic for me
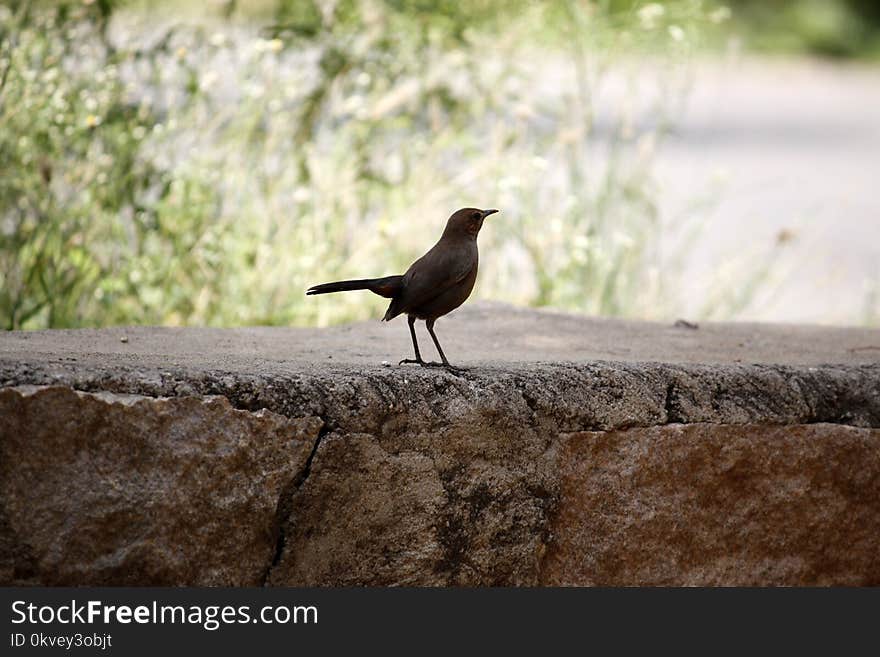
[1,0,739,329]
[725,0,880,58]
[0,1,221,328]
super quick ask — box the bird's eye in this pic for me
[472,212,481,220]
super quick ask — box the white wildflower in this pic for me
[200,70,219,91]
[613,231,634,248]
[637,3,665,29]
[709,6,732,24]
[498,175,520,191]
[244,81,265,99]
[514,102,536,121]
[531,156,549,171]
[637,133,657,161]
[254,38,283,54]
[342,94,364,113]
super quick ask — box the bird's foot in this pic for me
[398,359,465,373]
[398,358,442,367]
[428,361,467,373]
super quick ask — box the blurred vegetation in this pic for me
[1,0,732,329]
[726,0,880,58]
[1,0,223,327]
[0,0,873,330]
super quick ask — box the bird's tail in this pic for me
[306,275,403,299]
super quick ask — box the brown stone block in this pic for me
[0,386,321,585]
[542,423,880,586]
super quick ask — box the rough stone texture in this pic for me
[1,304,878,436]
[3,302,879,369]
[542,423,880,586]
[0,386,321,585]
[271,421,557,586]
[0,304,878,586]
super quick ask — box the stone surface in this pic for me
[1,304,878,435]
[2,303,879,372]
[0,304,878,586]
[0,386,321,585]
[542,423,880,586]
[271,421,557,586]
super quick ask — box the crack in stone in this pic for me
[664,381,684,424]
[259,420,331,586]
[4,360,880,431]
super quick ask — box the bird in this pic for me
[306,207,499,370]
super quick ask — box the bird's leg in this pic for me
[426,319,463,371]
[398,315,426,366]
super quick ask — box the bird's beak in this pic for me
[481,209,499,218]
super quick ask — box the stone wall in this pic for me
[2,305,878,585]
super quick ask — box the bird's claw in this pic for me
[398,359,465,373]
[398,358,440,367]
[427,362,466,373]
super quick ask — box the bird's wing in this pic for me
[383,241,475,320]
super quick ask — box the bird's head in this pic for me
[443,207,499,239]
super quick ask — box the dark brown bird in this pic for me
[307,207,499,369]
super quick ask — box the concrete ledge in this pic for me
[1,303,879,585]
